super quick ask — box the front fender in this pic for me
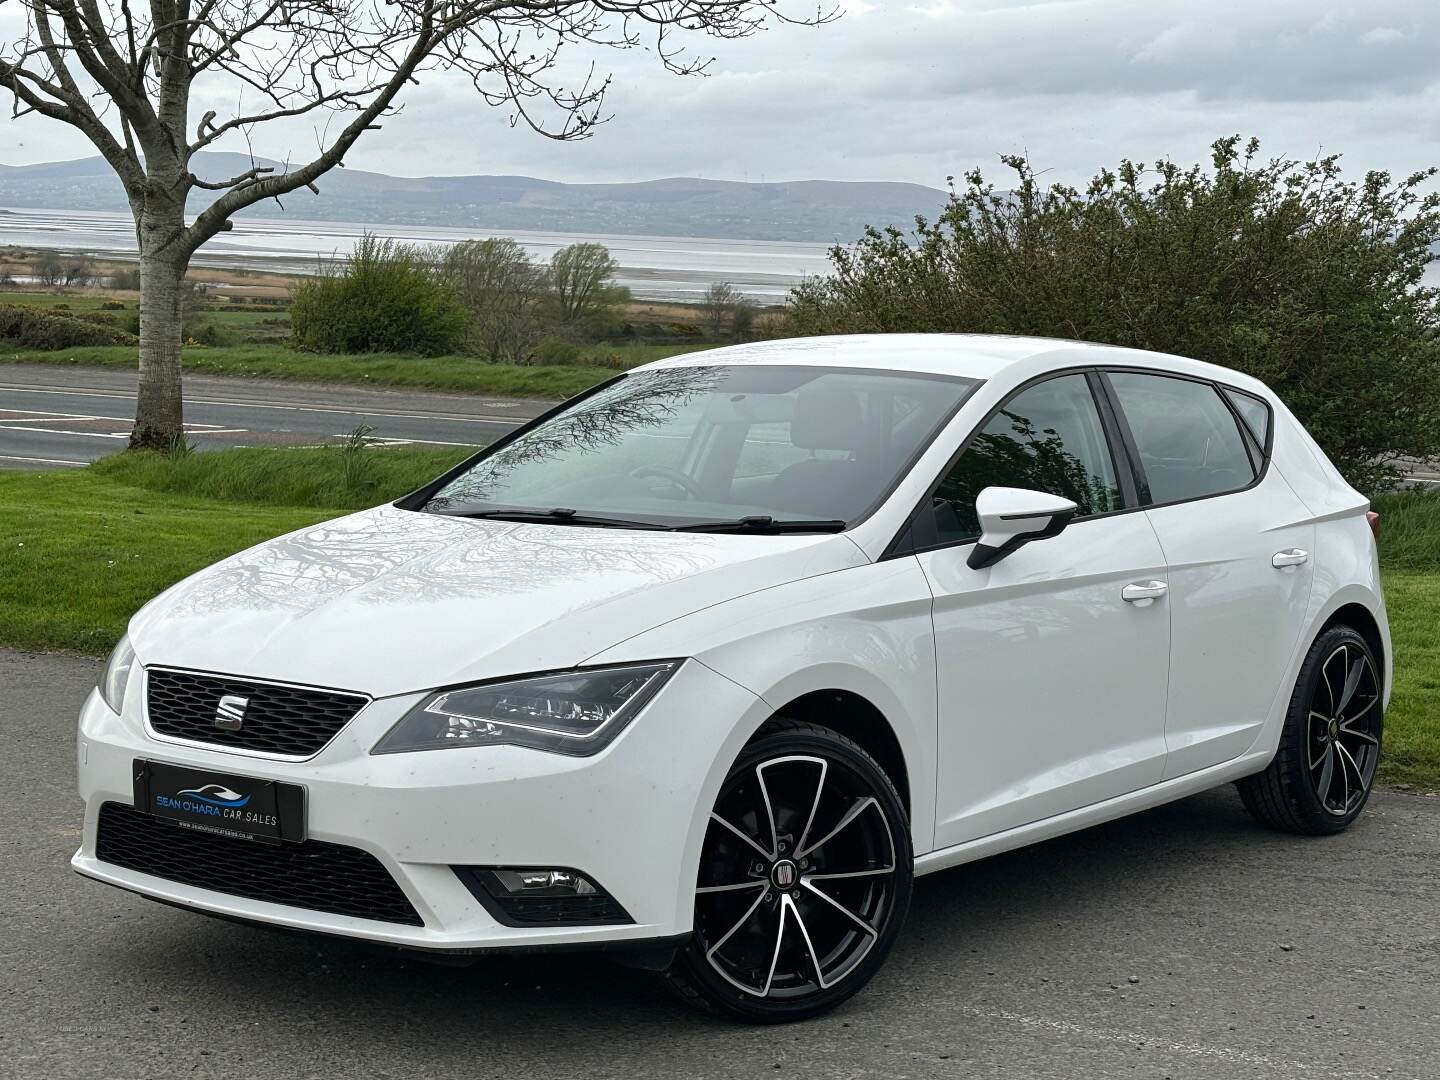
[587,557,939,857]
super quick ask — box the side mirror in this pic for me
[966,486,1078,570]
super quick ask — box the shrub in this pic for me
[100,300,126,310]
[788,137,1440,491]
[0,305,138,348]
[290,234,469,356]
[531,338,584,366]
[79,311,118,326]
[107,267,141,290]
[191,323,225,346]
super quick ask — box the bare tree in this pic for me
[1,2,832,449]
[62,255,94,286]
[30,250,63,286]
[701,280,740,337]
[436,237,544,362]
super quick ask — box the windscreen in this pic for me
[424,364,977,528]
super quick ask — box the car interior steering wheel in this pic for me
[629,464,704,499]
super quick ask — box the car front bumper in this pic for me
[72,659,765,952]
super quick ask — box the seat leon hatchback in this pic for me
[75,334,1389,1022]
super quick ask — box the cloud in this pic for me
[5,0,1440,197]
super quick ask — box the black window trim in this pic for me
[1219,384,1275,464]
[1096,367,1273,512]
[884,363,1278,560]
[392,364,985,534]
[883,365,1140,560]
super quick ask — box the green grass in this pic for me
[1380,572,1440,789]
[1,450,1436,789]
[0,471,336,655]
[1371,490,1440,571]
[0,342,705,398]
[0,290,132,313]
[90,444,471,509]
[0,445,468,655]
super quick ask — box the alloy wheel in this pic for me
[694,754,899,1000]
[1307,643,1381,816]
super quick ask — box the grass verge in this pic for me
[90,445,470,509]
[1,453,1436,788]
[0,342,707,398]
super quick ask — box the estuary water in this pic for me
[0,206,836,302]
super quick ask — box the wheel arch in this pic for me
[758,689,912,819]
[1319,602,1386,687]
[1303,583,1392,708]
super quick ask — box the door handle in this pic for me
[1272,548,1310,568]
[1121,580,1168,604]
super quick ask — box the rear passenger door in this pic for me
[1102,371,1315,779]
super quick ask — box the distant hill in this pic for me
[0,154,949,242]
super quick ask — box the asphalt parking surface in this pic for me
[2,647,1438,1080]
[0,364,549,468]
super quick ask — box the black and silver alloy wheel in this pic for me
[1306,642,1381,816]
[666,721,912,1021]
[1239,624,1384,835]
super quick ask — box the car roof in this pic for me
[633,333,1269,395]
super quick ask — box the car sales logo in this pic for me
[154,784,251,818]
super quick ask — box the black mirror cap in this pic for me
[965,508,1077,570]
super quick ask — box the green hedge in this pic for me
[0,304,138,349]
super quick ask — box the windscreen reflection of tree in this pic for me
[429,368,723,509]
[937,410,1120,537]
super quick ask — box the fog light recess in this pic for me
[455,866,634,927]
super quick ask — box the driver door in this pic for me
[913,372,1172,850]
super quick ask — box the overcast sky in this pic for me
[5,0,1440,190]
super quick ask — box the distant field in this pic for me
[0,342,710,397]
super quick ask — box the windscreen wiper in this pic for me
[434,507,664,531]
[673,516,848,534]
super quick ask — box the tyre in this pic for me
[1237,624,1384,835]
[665,720,913,1022]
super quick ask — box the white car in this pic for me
[74,335,1389,1022]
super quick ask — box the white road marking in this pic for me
[0,424,128,439]
[954,1004,1383,1079]
[330,433,481,448]
[0,384,528,425]
[0,453,88,467]
[0,410,100,422]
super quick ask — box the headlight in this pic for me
[98,634,137,714]
[373,661,682,757]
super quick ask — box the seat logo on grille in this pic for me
[214,694,249,731]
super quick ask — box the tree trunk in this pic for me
[130,205,189,450]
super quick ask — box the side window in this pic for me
[930,373,1124,544]
[1108,372,1256,504]
[1222,387,1272,453]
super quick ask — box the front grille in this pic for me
[96,803,423,926]
[146,667,368,757]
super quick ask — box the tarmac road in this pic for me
[0,364,549,468]
[2,648,1437,1080]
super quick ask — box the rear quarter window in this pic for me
[1222,387,1272,454]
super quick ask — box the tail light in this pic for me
[1366,510,1382,541]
